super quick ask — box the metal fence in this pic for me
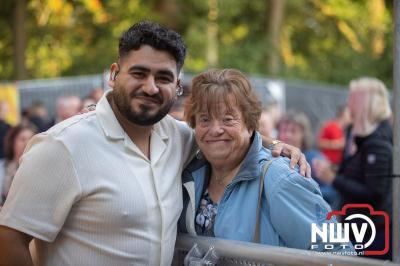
[16,73,348,145]
[17,74,106,118]
[173,234,398,266]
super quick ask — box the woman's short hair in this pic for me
[349,77,391,135]
[277,110,313,150]
[184,69,262,131]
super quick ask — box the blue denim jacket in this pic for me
[179,132,354,253]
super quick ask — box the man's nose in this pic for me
[142,77,159,95]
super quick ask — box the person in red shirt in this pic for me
[318,105,351,166]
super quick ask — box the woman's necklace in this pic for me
[214,174,228,185]
[212,163,243,186]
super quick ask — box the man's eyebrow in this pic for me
[128,65,150,72]
[127,65,175,79]
[157,70,175,79]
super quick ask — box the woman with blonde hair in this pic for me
[314,77,393,260]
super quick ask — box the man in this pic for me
[0,22,308,265]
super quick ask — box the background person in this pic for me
[318,105,352,167]
[313,77,393,260]
[0,124,37,206]
[51,95,83,125]
[179,69,353,253]
[277,110,340,209]
[0,101,11,160]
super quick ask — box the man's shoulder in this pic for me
[157,115,193,140]
[46,112,98,139]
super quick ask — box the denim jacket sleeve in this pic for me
[265,159,354,253]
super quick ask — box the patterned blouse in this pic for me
[195,189,218,236]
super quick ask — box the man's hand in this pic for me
[271,142,311,177]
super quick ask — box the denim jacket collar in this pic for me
[232,131,263,182]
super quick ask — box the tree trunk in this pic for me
[13,0,27,80]
[154,0,180,29]
[207,0,218,68]
[267,0,286,76]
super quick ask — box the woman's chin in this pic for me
[203,153,231,164]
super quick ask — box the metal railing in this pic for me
[17,74,105,118]
[173,234,398,266]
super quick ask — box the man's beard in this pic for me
[112,85,175,126]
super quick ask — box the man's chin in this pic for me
[126,110,168,126]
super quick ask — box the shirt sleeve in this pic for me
[0,133,82,242]
[267,162,354,252]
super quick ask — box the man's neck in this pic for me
[109,96,153,158]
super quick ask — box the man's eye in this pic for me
[132,72,145,78]
[157,76,173,83]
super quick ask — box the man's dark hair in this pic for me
[119,21,187,71]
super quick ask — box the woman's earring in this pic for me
[176,85,183,96]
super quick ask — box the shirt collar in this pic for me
[96,90,125,140]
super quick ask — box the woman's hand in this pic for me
[270,142,311,177]
[312,158,336,184]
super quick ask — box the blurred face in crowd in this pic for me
[347,90,359,121]
[109,45,179,126]
[194,96,253,168]
[57,96,82,121]
[259,111,274,138]
[340,106,352,127]
[14,129,35,162]
[278,121,303,149]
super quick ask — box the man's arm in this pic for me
[261,135,311,177]
[0,226,34,265]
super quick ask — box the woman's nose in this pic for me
[209,120,224,135]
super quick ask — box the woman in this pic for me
[179,69,353,252]
[313,77,392,259]
[0,124,37,205]
[277,110,340,210]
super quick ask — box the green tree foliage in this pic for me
[0,0,394,87]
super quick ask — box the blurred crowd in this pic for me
[0,77,394,259]
[0,87,104,205]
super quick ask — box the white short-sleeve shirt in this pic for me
[0,91,195,266]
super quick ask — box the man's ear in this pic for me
[108,63,119,88]
[176,79,183,97]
